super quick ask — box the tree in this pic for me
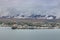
[50,23,56,27]
[0,22,2,24]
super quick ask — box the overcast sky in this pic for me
[0,0,60,18]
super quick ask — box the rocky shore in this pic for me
[0,24,60,29]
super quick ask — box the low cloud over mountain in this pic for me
[0,0,60,19]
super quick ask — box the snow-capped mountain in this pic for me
[0,0,60,19]
[0,7,57,19]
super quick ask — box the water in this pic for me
[0,27,60,40]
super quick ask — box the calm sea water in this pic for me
[0,27,60,40]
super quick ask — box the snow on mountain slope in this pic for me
[0,0,60,19]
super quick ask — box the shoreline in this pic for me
[0,26,59,29]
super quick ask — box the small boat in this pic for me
[11,24,17,29]
[11,26,17,29]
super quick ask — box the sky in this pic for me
[0,0,60,18]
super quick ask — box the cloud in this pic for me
[0,0,60,18]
